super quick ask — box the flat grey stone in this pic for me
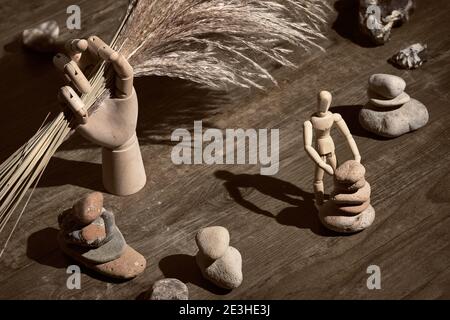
[58,225,126,264]
[369,92,410,108]
[359,98,429,138]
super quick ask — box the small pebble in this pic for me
[369,74,406,99]
[196,226,230,260]
[149,279,189,300]
[72,192,104,225]
[391,43,428,70]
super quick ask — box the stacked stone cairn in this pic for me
[319,160,375,233]
[359,74,428,138]
[58,192,146,279]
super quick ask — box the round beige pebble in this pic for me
[196,226,230,260]
[196,246,243,290]
[369,74,406,99]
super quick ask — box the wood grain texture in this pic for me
[0,0,449,299]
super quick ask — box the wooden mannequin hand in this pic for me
[55,36,137,150]
[322,163,334,176]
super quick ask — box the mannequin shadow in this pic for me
[330,105,391,141]
[214,170,342,237]
[27,227,134,284]
[157,254,231,296]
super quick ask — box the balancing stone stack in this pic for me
[359,74,428,138]
[58,192,146,279]
[195,226,243,290]
[319,160,375,233]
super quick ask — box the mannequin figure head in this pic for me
[317,90,332,116]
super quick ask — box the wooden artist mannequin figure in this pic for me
[303,91,361,206]
[54,36,146,196]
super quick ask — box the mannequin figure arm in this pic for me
[303,121,334,175]
[334,114,361,162]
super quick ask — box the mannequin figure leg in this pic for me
[314,156,326,206]
[327,152,337,171]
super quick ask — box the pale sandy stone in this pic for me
[196,246,243,289]
[319,203,376,233]
[196,226,230,260]
[369,74,406,98]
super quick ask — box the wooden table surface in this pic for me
[0,0,449,299]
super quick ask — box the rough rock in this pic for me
[319,203,376,233]
[391,43,428,69]
[369,74,406,98]
[196,246,243,290]
[332,182,371,205]
[81,218,106,245]
[149,279,189,300]
[359,98,429,138]
[58,225,126,264]
[369,92,410,108]
[337,199,371,215]
[92,245,146,279]
[63,215,106,247]
[334,160,366,185]
[196,226,230,260]
[22,20,59,52]
[72,192,104,225]
[334,178,367,193]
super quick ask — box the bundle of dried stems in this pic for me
[0,0,329,256]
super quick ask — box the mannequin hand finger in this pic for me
[58,86,88,124]
[53,53,91,94]
[64,39,88,62]
[324,165,334,175]
[88,35,133,98]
